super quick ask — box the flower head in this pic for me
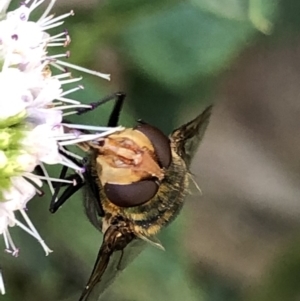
[0,0,120,294]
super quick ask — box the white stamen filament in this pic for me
[38,163,54,195]
[52,72,72,80]
[53,133,80,140]
[58,128,124,145]
[63,124,122,132]
[62,111,80,117]
[38,14,53,25]
[24,173,73,184]
[60,85,84,97]
[14,220,42,241]
[55,97,81,105]
[34,187,44,196]
[3,230,18,257]
[51,38,68,42]
[51,104,91,111]
[50,62,68,72]
[59,77,83,85]
[28,0,44,13]
[40,10,74,27]
[58,135,94,142]
[0,270,5,295]
[49,53,69,59]
[38,0,56,22]
[2,232,9,251]
[47,43,66,47]
[59,147,84,161]
[42,21,65,31]
[19,210,52,256]
[55,60,111,80]
[56,132,103,141]
[46,32,66,42]
[60,148,83,161]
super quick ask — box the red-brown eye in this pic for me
[135,122,172,168]
[104,180,159,207]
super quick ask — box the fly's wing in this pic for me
[79,223,146,301]
[170,105,212,167]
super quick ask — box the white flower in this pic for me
[0,0,121,294]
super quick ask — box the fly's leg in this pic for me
[48,92,125,213]
[75,92,126,125]
[50,170,85,213]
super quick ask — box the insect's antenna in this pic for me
[75,92,126,116]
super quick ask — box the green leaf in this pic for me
[121,2,254,90]
[190,0,249,20]
[191,0,279,33]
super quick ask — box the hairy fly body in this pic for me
[48,93,212,301]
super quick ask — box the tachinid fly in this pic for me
[48,93,212,301]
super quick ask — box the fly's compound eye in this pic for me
[135,122,172,168]
[104,180,159,208]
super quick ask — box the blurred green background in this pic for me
[5,0,300,300]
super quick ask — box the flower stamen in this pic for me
[59,77,83,85]
[58,128,124,146]
[3,230,19,257]
[66,86,85,95]
[38,163,54,195]
[37,0,56,21]
[42,21,64,31]
[0,269,5,295]
[19,210,52,256]
[54,60,111,80]
[52,104,92,111]
[40,10,74,27]
[55,97,81,105]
